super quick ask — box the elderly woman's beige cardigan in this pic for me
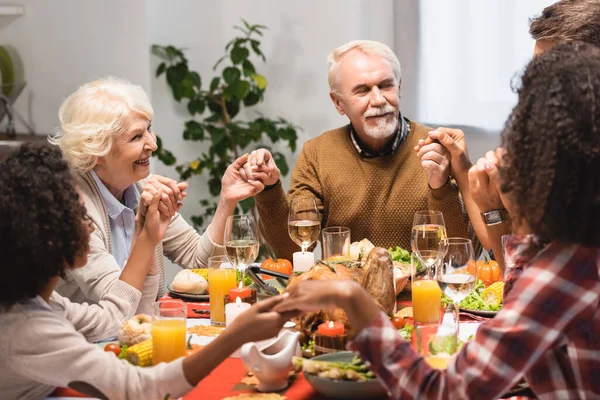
[56,171,220,313]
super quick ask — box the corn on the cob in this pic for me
[190,268,209,282]
[482,281,504,306]
[125,339,153,366]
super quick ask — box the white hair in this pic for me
[49,77,154,173]
[327,40,402,95]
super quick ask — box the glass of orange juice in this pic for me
[411,252,442,324]
[322,226,351,261]
[152,300,187,365]
[208,255,237,327]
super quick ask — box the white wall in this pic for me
[1,0,151,135]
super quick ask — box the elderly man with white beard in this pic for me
[245,40,475,260]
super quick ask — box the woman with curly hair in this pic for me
[0,143,295,399]
[49,78,265,310]
[274,42,600,399]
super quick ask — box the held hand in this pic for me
[273,280,354,315]
[138,175,188,219]
[142,190,171,246]
[227,294,299,343]
[415,141,451,189]
[468,148,514,214]
[221,153,265,206]
[423,128,472,179]
[243,149,281,186]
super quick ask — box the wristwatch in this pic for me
[480,208,510,226]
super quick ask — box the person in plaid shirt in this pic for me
[275,42,600,399]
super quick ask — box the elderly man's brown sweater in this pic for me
[256,121,475,261]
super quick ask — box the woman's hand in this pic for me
[468,148,515,215]
[142,190,171,246]
[138,175,188,219]
[220,153,265,207]
[226,294,299,344]
[242,149,281,187]
[273,280,355,314]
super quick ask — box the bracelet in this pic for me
[263,179,280,191]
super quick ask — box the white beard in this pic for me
[363,115,398,139]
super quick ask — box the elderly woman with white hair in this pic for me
[51,77,263,310]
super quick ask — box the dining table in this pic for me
[48,292,532,400]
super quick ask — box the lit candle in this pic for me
[228,281,251,302]
[317,321,345,336]
[293,251,315,272]
[225,296,251,327]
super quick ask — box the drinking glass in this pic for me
[411,252,442,324]
[411,210,448,269]
[152,300,187,364]
[288,197,320,254]
[321,226,351,261]
[208,255,237,327]
[224,215,260,271]
[436,238,477,334]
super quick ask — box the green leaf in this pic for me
[231,46,250,64]
[242,60,256,77]
[250,40,266,61]
[156,62,166,77]
[238,197,255,213]
[223,67,241,84]
[273,151,289,176]
[189,71,201,89]
[230,80,251,100]
[243,91,260,107]
[187,98,205,116]
[210,77,220,92]
[183,120,205,141]
[251,73,267,90]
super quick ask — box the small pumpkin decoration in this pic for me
[261,248,293,277]
[467,256,501,287]
[185,335,202,356]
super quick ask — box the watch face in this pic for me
[485,210,503,224]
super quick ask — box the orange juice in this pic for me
[152,319,186,364]
[425,355,449,369]
[412,279,442,323]
[208,268,237,326]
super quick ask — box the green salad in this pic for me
[388,246,411,263]
[459,280,501,311]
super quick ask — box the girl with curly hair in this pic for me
[274,42,600,399]
[0,144,295,399]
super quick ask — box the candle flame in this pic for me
[329,321,334,328]
[236,296,242,306]
[238,281,243,290]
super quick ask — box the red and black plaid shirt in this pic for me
[349,236,600,399]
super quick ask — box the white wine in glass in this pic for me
[288,197,320,253]
[436,237,477,333]
[224,215,259,270]
[411,210,448,267]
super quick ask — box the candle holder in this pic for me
[313,333,348,356]
[223,288,257,306]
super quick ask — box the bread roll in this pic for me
[349,238,375,261]
[119,314,152,346]
[172,269,208,294]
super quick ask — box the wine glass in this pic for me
[436,238,477,333]
[411,210,448,269]
[224,215,260,271]
[288,197,320,254]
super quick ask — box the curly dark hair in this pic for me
[530,0,600,48]
[500,41,600,246]
[0,143,90,307]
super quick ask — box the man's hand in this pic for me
[415,141,451,189]
[220,153,265,206]
[241,149,281,187]
[420,128,472,179]
[468,148,514,214]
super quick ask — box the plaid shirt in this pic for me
[349,236,600,399]
[349,113,410,158]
